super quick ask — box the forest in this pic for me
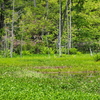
[0,0,100,57]
[0,0,100,99]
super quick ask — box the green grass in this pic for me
[0,54,100,99]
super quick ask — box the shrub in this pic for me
[60,47,81,55]
[0,49,10,57]
[94,54,100,61]
[69,48,78,54]
[77,51,82,55]
[40,47,55,54]
[29,43,45,54]
[22,50,31,55]
[0,49,18,57]
[61,47,68,54]
[14,44,32,55]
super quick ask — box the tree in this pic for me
[0,0,100,56]
[33,0,36,7]
[58,0,62,56]
[0,0,4,30]
[10,0,15,58]
[68,0,72,54]
[72,0,100,53]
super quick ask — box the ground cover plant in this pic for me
[0,54,100,100]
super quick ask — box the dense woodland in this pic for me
[0,0,100,57]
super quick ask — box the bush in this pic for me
[60,47,81,55]
[61,47,68,54]
[0,49,18,57]
[40,47,55,54]
[77,51,82,55]
[22,50,31,55]
[69,48,78,54]
[29,43,43,54]
[0,49,10,57]
[94,54,100,61]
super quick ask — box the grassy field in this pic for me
[0,54,100,100]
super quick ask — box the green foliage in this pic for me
[0,49,18,58]
[30,44,42,54]
[1,0,100,55]
[22,50,31,55]
[40,47,55,54]
[61,47,67,54]
[69,48,78,54]
[0,50,10,57]
[94,54,100,61]
[61,47,81,55]
[0,54,100,99]
[76,51,82,55]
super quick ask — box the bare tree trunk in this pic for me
[5,31,8,57]
[90,47,93,56]
[58,0,62,56]
[10,0,15,58]
[69,0,72,48]
[4,22,8,57]
[20,32,23,57]
[33,0,36,7]
[68,0,72,54]
[65,0,69,54]
[46,0,49,56]
[46,32,49,56]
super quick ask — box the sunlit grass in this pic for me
[0,54,100,99]
[0,54,100,72]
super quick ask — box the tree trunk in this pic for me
[20,32,23,57]
[4,22,8,57]
[10,0,15,58]
[69,0,72,48]
[0,1,4,30]
[68,0,72,54]
[33,0,36,7]
[58,0,62,56]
